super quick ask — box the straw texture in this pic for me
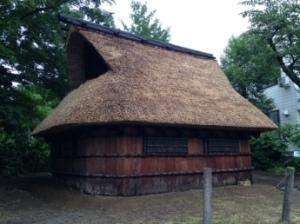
[33,28,276,135]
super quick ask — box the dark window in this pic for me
[144,137,188,155]
[206,139,240,153]
[268,110,280,126]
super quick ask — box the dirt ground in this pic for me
[0,172,300,224]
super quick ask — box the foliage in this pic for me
[0,0,114,176]
[122,0,171,42]
[251,124,300,174]
[0,0,115,96]
[221,32,280,113]
[241,0,300,87]
[60,0,115,27]
[0,86,59,176]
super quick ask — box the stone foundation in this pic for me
[54,170,252,196]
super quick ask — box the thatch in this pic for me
[33,26,276,136]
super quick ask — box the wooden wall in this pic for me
[49,125,254,195]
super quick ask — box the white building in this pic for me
[264,75,300,157]
[264,75,300,125]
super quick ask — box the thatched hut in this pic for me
[33,15,276,196]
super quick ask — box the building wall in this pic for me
[52,136,251,177]
[49,126,254,195]
[264,79,300,125]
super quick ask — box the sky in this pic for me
[105,0,250,61]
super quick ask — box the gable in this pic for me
[67,31,110,89]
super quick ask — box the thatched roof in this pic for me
[33,16,276,136]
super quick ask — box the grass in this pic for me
[0,176,300,224]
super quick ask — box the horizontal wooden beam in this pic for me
[52,153,252,159]
[53,167,254,178]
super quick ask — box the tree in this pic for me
[1,0,114,97]
[122,1,171,42]
[221,32,280,113]
[251,124,300,174]
[241,0,300,87]
[0,0,115,175]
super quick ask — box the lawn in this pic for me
[0,173,300,224]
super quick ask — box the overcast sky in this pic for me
[105,0,250,61]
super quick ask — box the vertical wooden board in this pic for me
[205,157,213,169]
[84,137,94,156]
[220,157,227,169]
[71,158,78,173]
[60,159,67,172]
[205,157,211,169]
[157,157,175,173]
[134,136,143,155]
[60,159,66,172]
[53,158,63,172]
[141,157,155,174]
[244,156,251,167]
[240,140,250,153]
[175,157,189,172]
[84,137,97,156]
[121,158,140,176]
[107,136,119,155]
[73,158,87,173]
[226,156,232,169]
[102,137,109,155]
[201,157,208,170]
[224,156,234,169]
[214,157,221,170]
[116,157,126,175]
[102,136,112,155]
[139,158,147,174]
[77,138,89,156]
[105,158,118,175]
[188,138,204,155]
[84,137,110,156]
[196,157,202,171]
[116,136,126,155]
[86,157,106,174]
[168,157,176,173]
[248,155,252,167]
[115,157,124,175]
[133,158,142,175]
[188,157,199,171]
[155,158,164,173]
[121,136,143,155]
[68,159,74,173]
[63,160,71,172]
[83,136,143,156]
[162,158,169,173]
[199,157,205,171]
[235,156,243,168]
[85,157,93,174]
[166,158,172,173]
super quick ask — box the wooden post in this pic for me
[203,168,212,224]
[281,167,295,224]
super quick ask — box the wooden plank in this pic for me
[188,138,204,155]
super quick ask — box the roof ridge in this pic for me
[59,14,215,60]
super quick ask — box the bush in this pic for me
[251,124,300,174]
[0,86,58,176]
[0,129,50,176]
